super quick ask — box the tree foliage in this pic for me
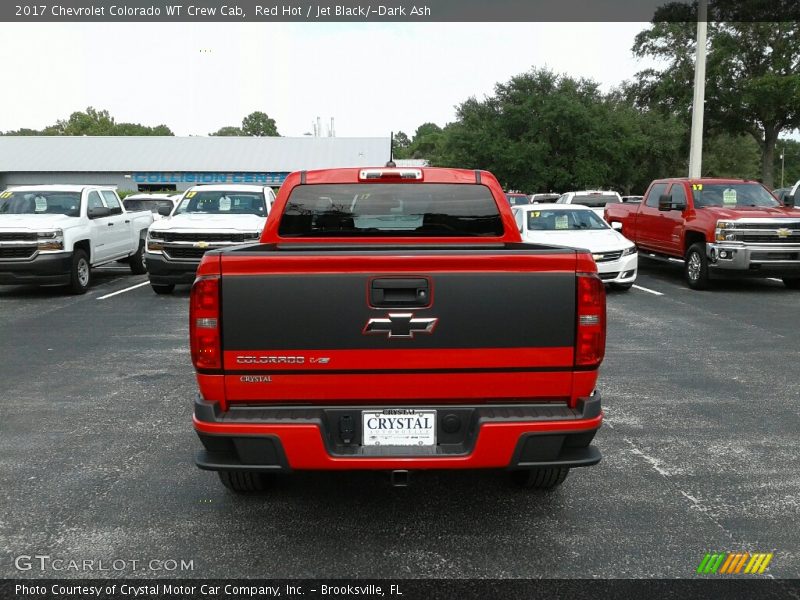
[631,12,800,187]
[419,68,686,194]
[210,111,280,137]
[2,107,173,136]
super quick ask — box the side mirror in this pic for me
[611,221,623,231]
[786,189,797,208]
[87,206,111,219]
[157,205,172,217]
[658,194,686,212]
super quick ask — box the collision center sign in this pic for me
[132,172,288,185]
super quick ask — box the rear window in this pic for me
[278,183,504,237]
[573,194,621,208]
[123,198,175,214]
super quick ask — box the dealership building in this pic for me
[0,136,394,192]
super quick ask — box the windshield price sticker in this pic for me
[692,184,703,191]
[185,191,197,198]
[555,215,569,229]
[362,409,436,447]
[0,191,12,199]
[723,189,737,205]
[34,197,48,212]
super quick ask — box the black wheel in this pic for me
[218,471,272,493]
[67,249,91,294]
[129,240,147,275]
[610,282,633,291]
[511,467,570,490]
[151,283,175,295]
[783,278,800,290]
[684,243,711,290]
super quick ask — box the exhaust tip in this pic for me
[390,470,410,487]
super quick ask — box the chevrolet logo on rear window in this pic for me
[363,313,438,339]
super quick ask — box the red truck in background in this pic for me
[189,166,606,493]
[605,178,800,290]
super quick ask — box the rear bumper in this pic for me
[145,252,199,285]
[193,392,603,472]
[0,252,72,285]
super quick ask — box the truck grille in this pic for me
[730,221,800,244]
[0,246,36,259]
[163,247,207,260]
[593,250,623,263]
[163,232,247,243]
[0,232,37,242]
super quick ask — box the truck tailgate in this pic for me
[218,246,578,404]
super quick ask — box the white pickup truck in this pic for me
[145,184,275,294]
[0,185,153,293]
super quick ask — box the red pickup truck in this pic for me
[190,167,605,493]
[605,178,800,289]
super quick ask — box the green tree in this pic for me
[775,139,800,189]
[241,111,279,136]
[430,68,685,194]
[702,133,761,180]
[3,107,173,136]
[631,12,800,187]
[209,126,243,136]
[392,131,411,158]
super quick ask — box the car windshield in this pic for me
[692,184,780,208]
[526,209,608,231]
[0,191,81,216]
[573,194,620,208]
[279,183,503,237]
[175,191,267,215]
[123,198,174,214]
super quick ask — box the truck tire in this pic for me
[68,249,91,294]
[129,240,147,275]
[218,471,272,493]
[511,467,569,490]
[151,283,175,295]
[783,278,800,290]
[684,243,711,290]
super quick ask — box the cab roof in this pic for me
[184,184,271,193]
[5,184,113,192]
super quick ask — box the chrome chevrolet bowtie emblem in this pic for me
[364,313,438,339]
[776,228,790,239]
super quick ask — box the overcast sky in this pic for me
[0,22,654,137]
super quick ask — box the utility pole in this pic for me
[688,0,708,178]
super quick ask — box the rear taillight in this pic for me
[575,273,606,367]
[190,275,221,370]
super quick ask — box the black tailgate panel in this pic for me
[221,273,575,350]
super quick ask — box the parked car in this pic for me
[0,185,153,293]
[190,167,605,493]
[122,193,180,221]
[557,191,623,218]
[605,178,800,290]
[530,193,560,204]
[621,195,643,203]
[145,185,276,294]
[505,192,530,206]
[513,203,637,290]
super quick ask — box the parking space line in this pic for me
[97,281,150,300]
[632,284,664,296]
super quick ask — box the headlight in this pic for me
[715,220,737,242]
[147,230,165,252]
[621,245,637,256]
[37,229,64,251]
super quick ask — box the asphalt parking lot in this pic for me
[1,259,799,579]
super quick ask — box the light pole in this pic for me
[780,148,785,188]
[688,0,708,178]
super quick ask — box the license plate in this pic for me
[362,409,436,447]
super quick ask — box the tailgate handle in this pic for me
[370,278,430,308]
